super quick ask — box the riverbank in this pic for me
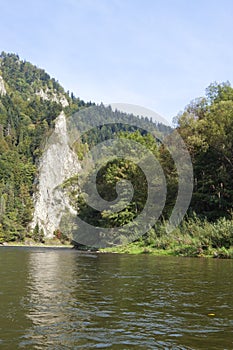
[101,242,233,258]
[1,216,233,258]
[1,241,233,258]
[0,238,73,249]
[101,216,233,259]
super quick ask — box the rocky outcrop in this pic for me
[31,112,80,237]
[36,88,69,107]
[0,76,6,96]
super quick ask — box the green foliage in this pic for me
[73,104,172,148]
[0,52,64,96]
[32,223,45,243]
[1,51,233,252]
[66,130,176,246]
[0,52,88,242]
[105,216,233,258]
[142,215,233,256]
[0,52,172,244]
[178,81,233,220]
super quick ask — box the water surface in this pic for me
[0,247,232,349]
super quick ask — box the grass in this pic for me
[2,216,233,258]
[101,216,233,258]
[1,237,72,248]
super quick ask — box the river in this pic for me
[0,247,232,349]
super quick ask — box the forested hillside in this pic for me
[0,52,171,243]
[0,52,233,255]
[0,52,87,242]
[70,83,233,227]
[177,82,233,220]
[72,83,233,255]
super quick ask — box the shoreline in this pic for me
[0,242,73,248]
[1,241,232,259]
[100,241,233,259]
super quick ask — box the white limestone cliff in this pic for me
[31,112,80,237]
[36,88,69,107]
[0,76,6,96]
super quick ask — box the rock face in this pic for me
[0,76,6,96]
[35,88,69,107]
[31,112,80,237]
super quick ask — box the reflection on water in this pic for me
[0,247,232,349]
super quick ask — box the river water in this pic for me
[0,247,232,349]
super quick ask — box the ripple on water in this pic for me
[0,249,232,349]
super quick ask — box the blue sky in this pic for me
[1,0,233,122]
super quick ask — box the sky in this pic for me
[1,0,233,123]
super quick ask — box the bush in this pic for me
[32,223,45,243]
[209,218,233,248]
[139,215,233,257]
[213,247,233,259]
[54,229,69,244]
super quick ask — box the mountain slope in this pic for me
[0,52,87,242]
[0,52,172,243]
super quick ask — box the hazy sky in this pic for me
[1,0,233,122]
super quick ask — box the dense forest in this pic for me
[0,52,233,257]
[0,52,88,242]
[0,52,170,244]
[66,83,233,256]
